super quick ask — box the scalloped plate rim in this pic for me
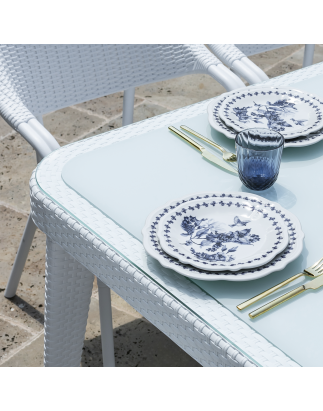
[156,197,289,272]
[218,87,323,139]
[207,89,323,148]
[142,192,304,281]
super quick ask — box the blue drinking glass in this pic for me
[235,128,284,191]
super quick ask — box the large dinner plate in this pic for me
[142,192,304,281]
[156,197,289,271]
[207,93,323,148]
[218,87,323,139]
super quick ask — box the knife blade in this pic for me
[168,126,238,174]
[201,148,238,173]
[304,274,323,290]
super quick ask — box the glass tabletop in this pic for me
[41,74,323,366]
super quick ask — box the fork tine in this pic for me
[311,257,323,270]
[314,261,323,272]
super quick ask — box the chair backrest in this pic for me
[0,44,216,117]
[235,44,289,57]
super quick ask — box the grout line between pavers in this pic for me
[70,97,146,123]
[69,99,149,143]
[0,313,39,335]
[69,105,109,121]
[263,46,305,74]
[0,200,29,217]
[69,97,178,145]
[135,94,176,111]
[0,329,43,366]
[68,118,116,143]
[0,130,16,142]
[55,97,177,145]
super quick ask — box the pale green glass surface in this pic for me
[60,75,323,366]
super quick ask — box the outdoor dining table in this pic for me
[31,62,323,367]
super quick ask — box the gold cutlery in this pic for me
[249,273,323,319]
[237,257,323,311]
[169,126,238,174]
[180,125,237,162]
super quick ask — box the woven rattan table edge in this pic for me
[30,173,259,367]
[29,64,323,367]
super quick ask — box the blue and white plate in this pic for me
[142,193,304,281]
[156,197,289,271]
[218,87,323,139]
[207,92,323,148]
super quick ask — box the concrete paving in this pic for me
[1,45,322,367]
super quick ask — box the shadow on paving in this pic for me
[82,317,201,367]
[7,295,44,325]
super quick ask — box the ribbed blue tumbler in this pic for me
[235,128,284,191]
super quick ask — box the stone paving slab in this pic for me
[0,206,46,334]
[286,45,323,66]
[82,102,169,139]
[0,318,34,363]
[83,297,200,367]
[0,332,43,367]
[1,297,200,367]
[43,107,107,143]
[75,92,143,119]
[0,121,14,141]
[248,44,304,72]
[136,73,226,110]
[0,135,37,213]
[1,45,323,367]
[266,61,303,79]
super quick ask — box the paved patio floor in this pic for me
[1,45,323,367]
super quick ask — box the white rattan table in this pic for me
[31,62,323,367]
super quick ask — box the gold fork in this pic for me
[180,125,237,162]
[237,257,323,311]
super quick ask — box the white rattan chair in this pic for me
[208,44,315,85]
[1,44,245,300]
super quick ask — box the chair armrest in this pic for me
[189,44,245,91]
[18,122,54,159]
[207,64,245,91]
[208,44,269,85]
[0,66,59,158]
[28,119,60,153]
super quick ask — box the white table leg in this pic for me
[44,237,94,367]
[303,45,315,67]
[122,87,135,126]
[98,279,115,367]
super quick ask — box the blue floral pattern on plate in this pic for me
[157,198,288,271]
[219,88,323,138]
[180,215,260,262]
[232,100,307,132]
[142,193,304,281]
[207,92,323,148]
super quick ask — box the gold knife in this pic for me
[249,274,323,319]
[168,126,238,174]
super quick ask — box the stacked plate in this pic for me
[207,87,323,148]
[142,192,304,281]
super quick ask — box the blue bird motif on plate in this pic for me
[180,215,260,263]
[229,216,250,227]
